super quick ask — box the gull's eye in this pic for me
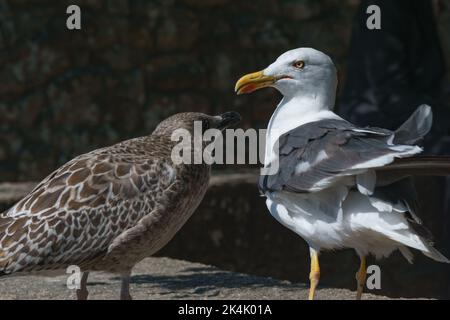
[293,60,305,69]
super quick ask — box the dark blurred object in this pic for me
[339,0,450,155]
[432,0,446,17]
[339,0,450,297]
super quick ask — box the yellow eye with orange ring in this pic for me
[293,60,305,69]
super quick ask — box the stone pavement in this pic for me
[0,257,402,300]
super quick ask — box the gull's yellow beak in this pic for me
[234,71,276,95]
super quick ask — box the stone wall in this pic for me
[0,0,360,181]
[1,1,449,181]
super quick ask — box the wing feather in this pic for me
[260,119,422,193]
[0,148,177,274]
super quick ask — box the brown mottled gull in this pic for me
[0,111,240,300]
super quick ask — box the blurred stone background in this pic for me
[0,0,362,181]
[1,0,450,299]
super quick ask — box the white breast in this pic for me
[265,187,349,251]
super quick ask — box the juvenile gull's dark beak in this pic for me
[217,111,241,130]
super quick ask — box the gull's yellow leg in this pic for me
[308,248,320,300]
[355,255,366,300]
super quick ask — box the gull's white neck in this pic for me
[265,90,340,165]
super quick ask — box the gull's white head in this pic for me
[235,48,337,102]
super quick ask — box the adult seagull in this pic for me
[235,48,450,300]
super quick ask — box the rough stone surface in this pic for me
[1,0,449,182]
[0,0,363,181]
[0,256,401,300]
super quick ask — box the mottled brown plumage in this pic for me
[0,111,240,299]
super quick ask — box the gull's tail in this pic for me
[421,243,450,263]
[394,104,433,145]
[375,105,450,263]
[370,216,450,264]
[398,241,449,264]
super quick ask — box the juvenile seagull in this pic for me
[0,111,240,300]
[235,48,450,300]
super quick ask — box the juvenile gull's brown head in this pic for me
[153,111,241,136]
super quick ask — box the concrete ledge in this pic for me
[0,257,397,300]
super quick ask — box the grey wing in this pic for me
[0,152,176,274]
[259,119,422,194]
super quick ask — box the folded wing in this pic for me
[260,119,421,194]
[0,148,176,274]
[260,105,434,194]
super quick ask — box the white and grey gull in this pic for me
[235,47,450,300]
